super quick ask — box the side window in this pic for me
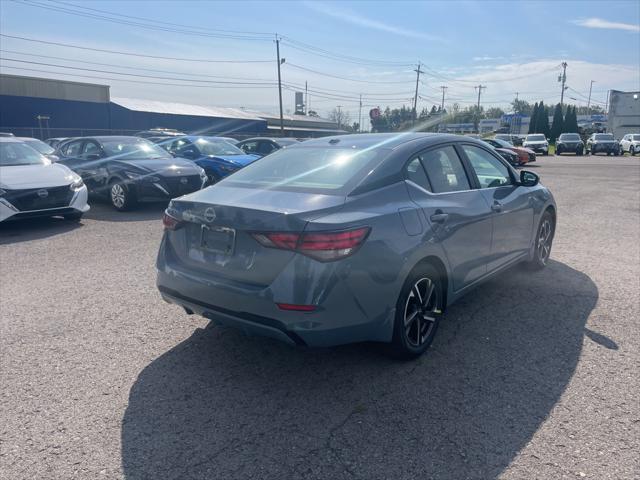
[258,141,276,155]
[405,157,431,191]
[62,140,83,157]
[461,145,512,188]
[240,141,258,154]
[81,141,101,158]
[421,146,471,193]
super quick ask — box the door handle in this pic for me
[430,212,449,223]
[491,202,503,213]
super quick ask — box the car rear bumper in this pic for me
[590,144,618,153]
[156,238,396,347]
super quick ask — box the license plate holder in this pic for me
[200,225,235,255]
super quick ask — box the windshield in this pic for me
[559,134,580,141]
[193,138,245,156]
[526,135,545,141]
[0,142,49,166]
[633,135,640,141]
[102,138,171,159]
[594,134,614,140]
[22,138,56,155]
[222,146,381,192]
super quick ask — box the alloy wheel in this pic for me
[111,183,126,208]
[537,219,553,265]
[403,277,440,347]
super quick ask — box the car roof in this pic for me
[0,137,22,143]
[72,136,148,142]
[294,133,462,150]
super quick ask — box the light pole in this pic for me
[275,35,285,135]
[587,80,595,115]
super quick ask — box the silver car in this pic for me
[156,133,556,358]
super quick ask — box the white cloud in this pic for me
[303,1,444,42]
[572,18,640,33]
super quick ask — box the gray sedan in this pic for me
[156,133,556,358]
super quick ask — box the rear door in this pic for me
[459,143,533,271]
[405,144,493,292]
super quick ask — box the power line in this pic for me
[284,62,413,85]
[0,34,273,63]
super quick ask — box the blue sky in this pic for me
[1,0,639,124]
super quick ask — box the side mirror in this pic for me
[519,170,539,187]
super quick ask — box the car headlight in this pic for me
[70,176,84,191]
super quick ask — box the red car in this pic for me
[485,138,536,165]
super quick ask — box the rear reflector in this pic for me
[276,303,317,312]
[252,226,370,262]
[162,211,183,231]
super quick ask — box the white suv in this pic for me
[0,138,89,222]
[620,134,640,155]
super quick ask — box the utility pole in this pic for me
[336,105,343,130]
[412,62,424,125]
[474,84,486,133]
[275,34,284,135]
[559,61,568,107]
[587,80,595,114]
[358,94,362,133]
[440,86,447,112]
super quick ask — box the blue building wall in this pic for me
[0,95,267,138]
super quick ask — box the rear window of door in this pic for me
[62,140,83,157]
[81,141,101,158]
[461,144,512,188]
[419,146,471,193]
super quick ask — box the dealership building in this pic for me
[0,74,343,139]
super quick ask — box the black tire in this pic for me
[390,264,444,360]
[577,147,584,156]
[525,211,555,270]
[63,212,83,222]
[556,146,562,155]
[109,179,137,211]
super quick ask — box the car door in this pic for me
[621,135,629,152]
[405,144,493,292]
[77,140,109,191]
[459,143,534,272]
[57,139,85,171]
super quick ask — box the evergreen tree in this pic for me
[550,103,564,142]
[529,102,539,133]
[430,105,438,116]
[565,106,579,133]
[539,101,550,138]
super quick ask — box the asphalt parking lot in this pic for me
[1,154,638,480]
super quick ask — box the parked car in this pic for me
[620,134,640,155]
[56,136,207,211]
[162,136,261,184]
[494,134,522,146]
[236,137,300,157]
[135,128,185,139]
[45,137,70,149]
[586,133,620,156]
[555,133,584,155]
[483,138,535,166]
[157,133,556,359]
[523,134,549,155]
[481,139,520,166]
[0,138,89,222]
[16,137,60,162]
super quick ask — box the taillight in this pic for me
[252,227,370,262]
[162,211,183,231]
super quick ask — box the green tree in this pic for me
[538,101,550,138]
[565,106,579,133]
[485,107,505,119]
[529,102,539,134]
[550,103,564,142]
[512,99,533,116]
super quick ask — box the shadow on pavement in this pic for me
[85,199,166,223]
[121,260,598,479]
[0,216,82,245]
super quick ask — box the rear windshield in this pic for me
[559,134,580,140]
[222,146,381,193]
[594,134,614,140]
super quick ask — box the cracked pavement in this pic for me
[1,155,638,479]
